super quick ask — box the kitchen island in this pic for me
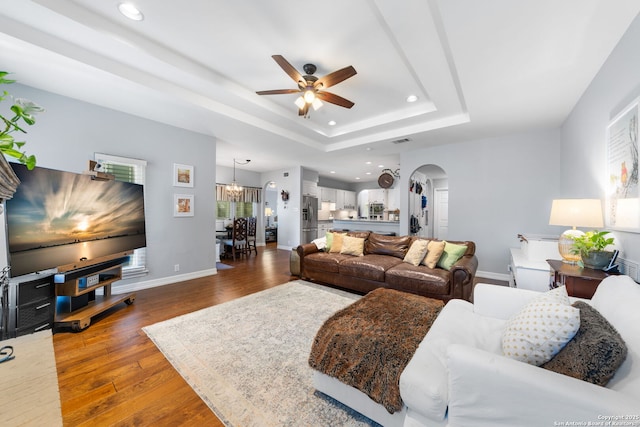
[332,219,400,236]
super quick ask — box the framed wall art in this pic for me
[173,163,194,187]
[606,97,640,232]
[174,194,194,217]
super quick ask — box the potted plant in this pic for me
[0,71,44,200]
[1,71,43,169]
[570,230,615,269]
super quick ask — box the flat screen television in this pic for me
[5,163,146,278]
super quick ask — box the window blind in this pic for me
[94,153,148,279]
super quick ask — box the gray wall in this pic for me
[561,10,640,266]
[400,130,561,276]
[1,84,217,291]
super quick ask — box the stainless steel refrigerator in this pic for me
[301,195,318,244]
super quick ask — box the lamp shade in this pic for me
[549,199,604,228]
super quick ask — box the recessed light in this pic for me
[328,120,336,126]
[330,171,336,174]
[355,177,361,180]
[378,164,384,168]
[365,161,372,165]
[406,95,418,103]
[118,3,144,21]
[365,172,371,175]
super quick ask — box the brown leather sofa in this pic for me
[296,231,478,302]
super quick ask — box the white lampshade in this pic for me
[549,199,604,264]
[549,199,604,228]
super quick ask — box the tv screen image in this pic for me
[5,163,146,278]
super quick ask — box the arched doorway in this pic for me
[408,164,448,239]
[264,181,278,244]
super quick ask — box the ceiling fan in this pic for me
[256,55,357,118]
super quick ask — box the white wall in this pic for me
[2,84,217,290]
[400,129,562,276]
[561,11,640,266]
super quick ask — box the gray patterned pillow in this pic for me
[541,301,627,386]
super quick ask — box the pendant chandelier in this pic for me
[226,158,250,201]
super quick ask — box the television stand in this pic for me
[53,257,135,331]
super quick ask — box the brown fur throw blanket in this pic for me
[308,288,444,413]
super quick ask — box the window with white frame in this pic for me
[94,153,148,278]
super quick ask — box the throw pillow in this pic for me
[502,292,580,366]
[329,232,345,253]
[436,241,468,271]
[541,301,627,386]
[537,285,571,305]
[422,240,445,268]
[325,232,334,252]
[403,240,430,266]
[341,235,365,256]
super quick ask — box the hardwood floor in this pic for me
[53,243,506,425]
[54,243,293,426]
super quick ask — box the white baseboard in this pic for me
[111,268,217,295]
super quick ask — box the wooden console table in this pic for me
[546,259,616,299]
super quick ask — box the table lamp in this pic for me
[265,207,272,227]
[549,199,604,264]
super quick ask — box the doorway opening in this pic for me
[264,181,278,244]
[408,164,448,239]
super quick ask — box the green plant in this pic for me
[0,71,44,169]
[570,230,615,258]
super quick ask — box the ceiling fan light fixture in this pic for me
[311,98,323,111]
[294,96,305,109]
[118,3,144,21]
[303,90,316,104]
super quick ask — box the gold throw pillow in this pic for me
[340,235,365,256]
[422,240,446,268]
[329,232,345,253]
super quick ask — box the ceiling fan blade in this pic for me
[256,89,301,95]
[315,66,357,89]
[272,55,305,85]
[316,91,355,109]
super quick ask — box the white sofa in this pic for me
[313,275,640,427]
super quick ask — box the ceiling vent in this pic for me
[391,137,411,144]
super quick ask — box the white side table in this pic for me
[509,248,552,292]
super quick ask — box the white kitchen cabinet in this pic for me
[336,190,356,210]
[368,189,386,204]
[344,191,356,210]
[320,187,337,203]
[387,188,399,211]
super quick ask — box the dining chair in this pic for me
[222,217,247,260]
[246,216,257,255]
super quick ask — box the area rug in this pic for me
[143,280,379,426]
[0,330,62,426]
